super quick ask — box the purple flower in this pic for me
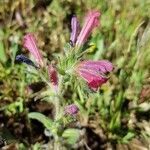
[16,54,38,68]
[75,60,113,91]
[65,104,79,115]
[23,33,44,67]
[75,10,100,47]
[70,15,80,46]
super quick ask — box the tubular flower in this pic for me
[75,60,113,91]
[75,10,100,47]
[23,33,43,67]
[48,65,58,92]
[70,15,80,46]
[65,104,79,115]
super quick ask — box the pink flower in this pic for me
[48,65,58,92]
[75,60,113,91]
[23,33,43,67]
[75,10,100,47]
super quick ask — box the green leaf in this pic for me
[0,41,7,64]
[28,112,53,130]
[32,143,41,150]
[18,143,27,150]
[3,98,24,115]
[122,132,135,143]
[93,38,104,60]
[62,128,80,145]
[109,111,121,131]
[115,91,124,111]
[11,43,18,65]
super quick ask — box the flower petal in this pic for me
[88,77,107,90]
[78,68,107,83]
[80,60,113,73]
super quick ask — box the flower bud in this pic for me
[65,104,79,115]
[16,54,38,68]
[70,15,80,46]
[48,65,58,92]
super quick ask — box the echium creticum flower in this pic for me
[70,11,113,91]
[23,33,44,67]
[69,11,113,91]
[74,60,113,91]
[70,10,100,47]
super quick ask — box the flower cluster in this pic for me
[16,10,113,121]
[69,10,113,91]
[16,33,59,91]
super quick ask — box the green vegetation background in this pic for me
[0,0,150,149]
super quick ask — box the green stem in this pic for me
[77,86,84,104]
[39,72,51,88]
[54,75,63,120]
[54,139,61,150]
[54,96,60,120]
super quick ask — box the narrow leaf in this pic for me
[0,41,7,63]
[28,112,53,130]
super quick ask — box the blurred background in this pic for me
[0,0,150,149]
